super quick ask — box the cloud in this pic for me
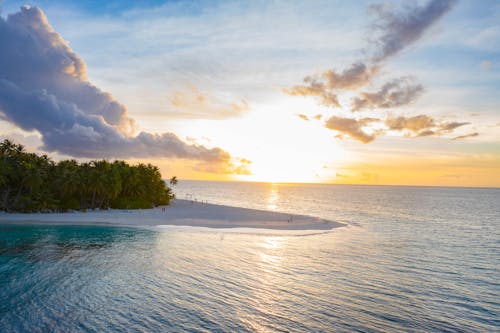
[313,114,322,120]
[361,172,379,182]
[0,6,245,173]
[440,121,470,132]
[0,6,135,134]
[0,132,43,152]
[297,114,309,121]
[0,79,237,161]
[465,25,500,53]
[167,86,249,119]
[285,62,379,107]
[351,77,424,111]
[369,0,457,61]
[231,158,252,175]
[287,0,456,119]
[416,129,436,137]
[193,157,251,175]
[285,80,340,107]
[321,62,379,90]
[480,60,492,70]
[385,114,435,132]
[324,116,380,143]
[451,132,479,140]
[385,114,469,137]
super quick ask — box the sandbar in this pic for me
[0,199,344,230]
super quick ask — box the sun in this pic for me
[235,148,338,183]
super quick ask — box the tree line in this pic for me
[0,139,175,212]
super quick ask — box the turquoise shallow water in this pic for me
[1,182,499,332]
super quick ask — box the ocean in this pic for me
[1,181,499,332]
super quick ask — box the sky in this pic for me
[0,0,499,187]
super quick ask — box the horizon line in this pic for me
[170,179,500,190]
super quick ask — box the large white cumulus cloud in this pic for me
[0,6,246,173]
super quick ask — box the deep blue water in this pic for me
[1,182,499,332]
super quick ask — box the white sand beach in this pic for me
[0,199,343,230]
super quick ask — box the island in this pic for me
[0,140,342,230]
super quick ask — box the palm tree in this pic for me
[0,139,17,156]
[0,139,177,212]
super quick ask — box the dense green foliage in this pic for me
[0,139,174,212]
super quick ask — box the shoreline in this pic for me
[0,199,344,231]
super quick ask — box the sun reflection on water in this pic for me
[249,236,290,332]
[266,184,280,210]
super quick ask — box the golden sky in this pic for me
[0,1,499,187]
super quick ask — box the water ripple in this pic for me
[1,185,499,332]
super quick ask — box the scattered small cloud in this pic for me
[385,114,436,132]
[451,132,479,140]
[232,158,252,175]
[193,157,252,175]
[385,114,469,137]
[297,114,309,121]
[323,113,470,143]
[440,121,470,132]
[325,116,380,143]
[351,77,424,112]
[416,129,436,137]
[466,26,500,52]
[285,62,379,108]
[313,114,323,120]
[168,86,249,119]
[361,171,379,182]
[285,79,340,107]
[480,60,492,70]
[369,0,457,62]
[322,62,380,90]
[286,0,460,144]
